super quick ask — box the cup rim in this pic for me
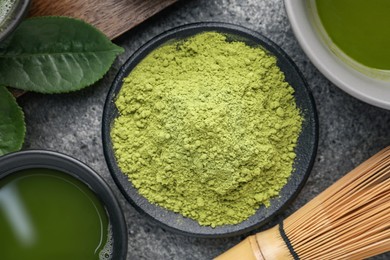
[0,149,128,260]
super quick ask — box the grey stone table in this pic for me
[18,0,390,259]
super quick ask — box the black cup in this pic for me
[0,150,128,259]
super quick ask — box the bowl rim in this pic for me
[102,22,318,238]
[0,0,31,43]
[285,0,390,110]
[0,149,128,260]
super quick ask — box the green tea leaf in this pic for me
[0,86,25,155]
[0,16,124,93]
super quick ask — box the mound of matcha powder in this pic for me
[111,32,303,227]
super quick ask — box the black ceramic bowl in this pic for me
[0,0,30,43]
[0,150,128,259]
[102,22,318,237]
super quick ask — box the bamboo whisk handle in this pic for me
[215,225,294,260]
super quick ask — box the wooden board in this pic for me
[29,0,178,39]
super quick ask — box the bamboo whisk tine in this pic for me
[285,147,390,260]
[216,147,390,260]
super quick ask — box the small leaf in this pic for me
[0,86,25,156]
[0,16,124,93]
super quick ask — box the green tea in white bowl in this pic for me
[309,0,390,78]
[285,0,390,109]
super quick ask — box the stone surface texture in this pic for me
[18,0,390,259]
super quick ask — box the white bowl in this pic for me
[285,0,390,110]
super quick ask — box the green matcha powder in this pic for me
[111,32,303,227]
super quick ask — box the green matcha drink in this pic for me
[315,0,390,70]
[0,0,16,26]
[0,168,112,260]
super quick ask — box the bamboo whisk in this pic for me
[216,147,390,260]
